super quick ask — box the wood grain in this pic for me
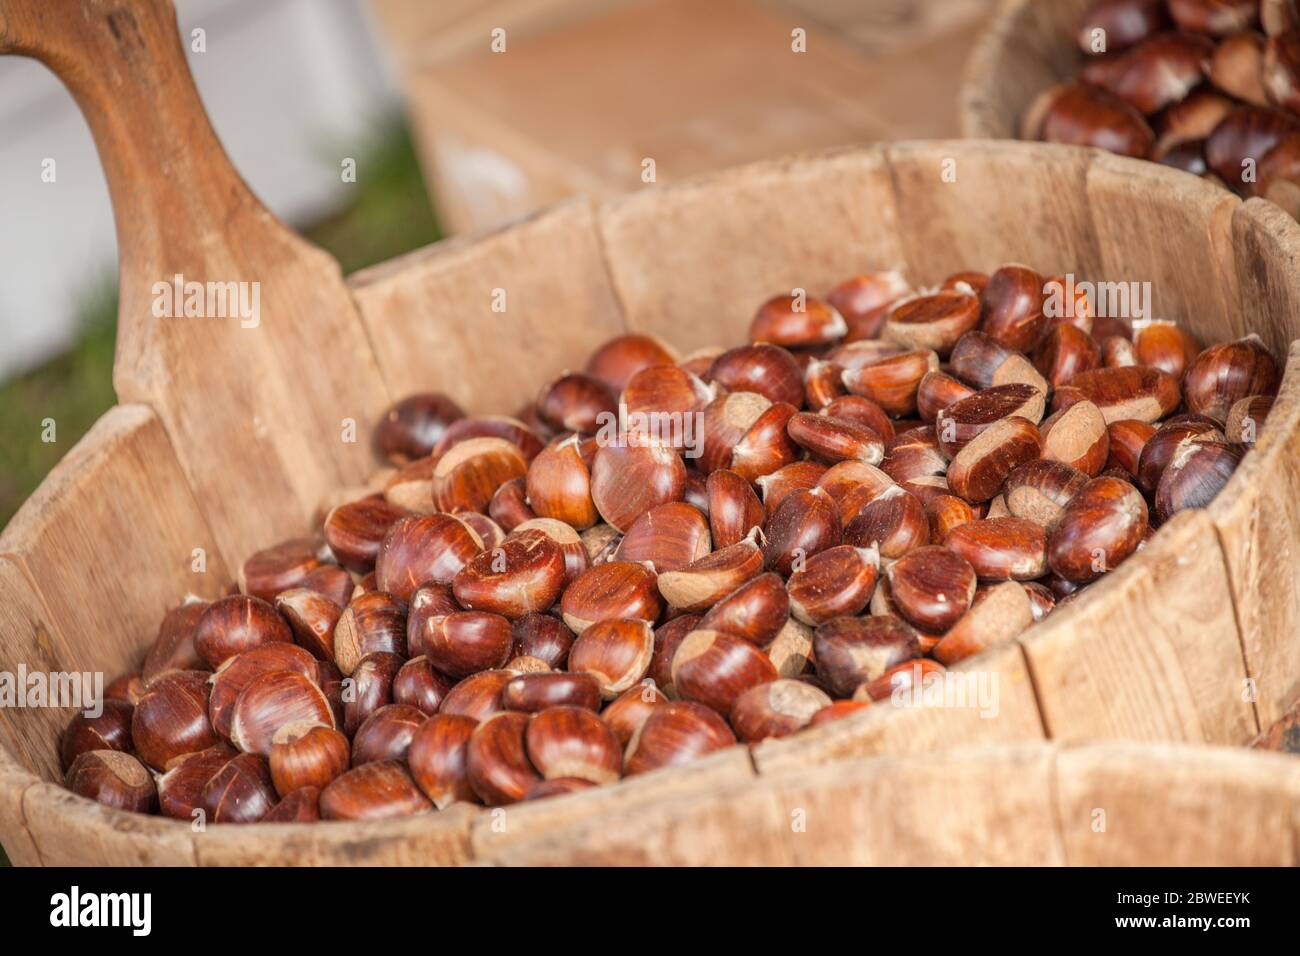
[1022,507,1257,745]
[349,199,625,416]
[598,147,905,354]
[753,642,1044,775]
[0,0,392,569]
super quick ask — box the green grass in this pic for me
[0,118,440,864]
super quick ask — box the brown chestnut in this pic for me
[65,750,158,814]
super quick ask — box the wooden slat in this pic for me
[1055,743,1300,866]
[1020,508,1257,746]
[959,0,1091,139]
[22,783,197,866]
[753,641,1043,775]
[1085,153,1245,347]
[0,405,231,781]
[0,0,393,569]
[194,805,478,867]
[479,744,1063,865]
[1211,345,1300,728]
[884,141,1104,283]
[349,199,625,416]
[0,747,41,867]
[597,147,905,354]
[470,748,754,857]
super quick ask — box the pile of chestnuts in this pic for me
[1023,0,1300,213]
[59,264,1280,823]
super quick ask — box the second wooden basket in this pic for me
[0,0,1298,865]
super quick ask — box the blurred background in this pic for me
[0,0,991,526]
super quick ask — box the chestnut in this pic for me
[60,699,133,773]
[392,656,452,715]
[568,618,655,699]
[762,487,842,576]
[156,745,235,819]
[826,271,911,337]
[536,372,617,435]
[560,560,663,633]
[601,681,667,746]
[452,527,567,619]
[132,670,220,771]
[749,293,847,347]
[525,706,622,785]
[697,572,791,645]
[263,787,321,822]
[511,612,575,669]
[488,477,535,531]
[208,642,320,738]
[229,670,336,757]
[1039,399,1110,477]
[143,597,209,684]
[1052,365,1181,423]
[1076,0,1171,54]
[935,383,1046,458]
[916,370,976,424]
[942,516,1048,581]
[320,760,432,820]
[438,670,513,723]
[585,332,678,392]
[812,616,921,698]
[1136,416,1225,493]
[623,701,736,775]
[805,359,847,410]
[614,501,712,573]
[649,614,703,696]
[502,671,603,712]
[351,703,426,766]
[525,437,599,529]
[459,510,507,551]
[1032,321,1100,388]
[670,629,778,715]
[432,437,529,514]
[1091,32,1215,115]
[375,513,484,602]
[729,401,801,482]
[822,395,896,443]
[1226,395,1275,443]
[817,459,895,525]
[706,470,765,549]
[708,343,805,407]
[589,441,687,532]
[324,497,410,573]
[886,546,977,632]
[729,679,831,743]
[333,590,408,675]
[269,722,349,796]
[343,652,404,734]
[1169,0,1258,34]
[1105,419,1157,476]
[932,581,1035,666]
[200,752,277,823]
[1047,476,1149,583]
[843,486,929,560]
[950,331,1049,393]
[433,416,546,462]
[881,289,981,356]
[1182,335,1281,420]
[1003,459,1090,529]
[193,594,292,670]
[65,750,158,814]
[516,517,591,583]
[787,411,884,465]
[239,536,329,602]
[841,349,940,417]
[980,265,1048,352]
[375,392,465,464]
[755,460,829,511]
[1028,82,1155,157]
[275,588,343,661]
[408,713,480,808]
[466,711,541,805]
[1154,440,1246,523]
[859,658,946,703]
[422,610,514,679]
[947,416,1044,503]
[809,700,871,726]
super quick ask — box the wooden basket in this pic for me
[1,0,1299,866]
[959,0,1107,140]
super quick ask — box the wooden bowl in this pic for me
[960,0,1096,140]
[1,0,1299,865]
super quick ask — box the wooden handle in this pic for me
[0,0,393,567]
